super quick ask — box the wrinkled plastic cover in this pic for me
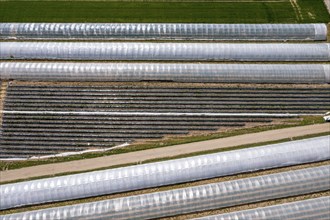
[196,196,330,220]
[0,23,327,41]
[1,165,329,220]
[0,136,329,210]
[1,42,329,61]
[0,136,330,209]
[1,62,329,83]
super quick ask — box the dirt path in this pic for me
[0,81,8,125]
[1,123,329,183]
[324,0,330,14]
[290,0,303,21]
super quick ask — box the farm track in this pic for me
[0,83,329,158]
[0,81,7,126]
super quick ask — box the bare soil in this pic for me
[9,80,330,89]
[0,81,8,125]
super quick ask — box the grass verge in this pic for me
[0,116,325,171]
[0,0,329,23]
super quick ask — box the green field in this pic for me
[0,0,329,23]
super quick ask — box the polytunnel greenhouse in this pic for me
[1,42,329,61]
[1,62,329,83]
[196,196,330,220]
[0,23,327,41]
[1,165,329,220]
[1,136,329,210]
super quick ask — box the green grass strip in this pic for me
[0,0,329,23]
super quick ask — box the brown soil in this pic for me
[0,81,8,125]
[9,80,330,89]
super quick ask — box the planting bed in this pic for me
[0,82,329,158]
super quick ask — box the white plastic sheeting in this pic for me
[1,62,329,83]
[0,136,329,210]
[1,42,329,61]
[0,23,327,41]
[1,111,320,117]
[196,196,330,220]
[1,165,329,220]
